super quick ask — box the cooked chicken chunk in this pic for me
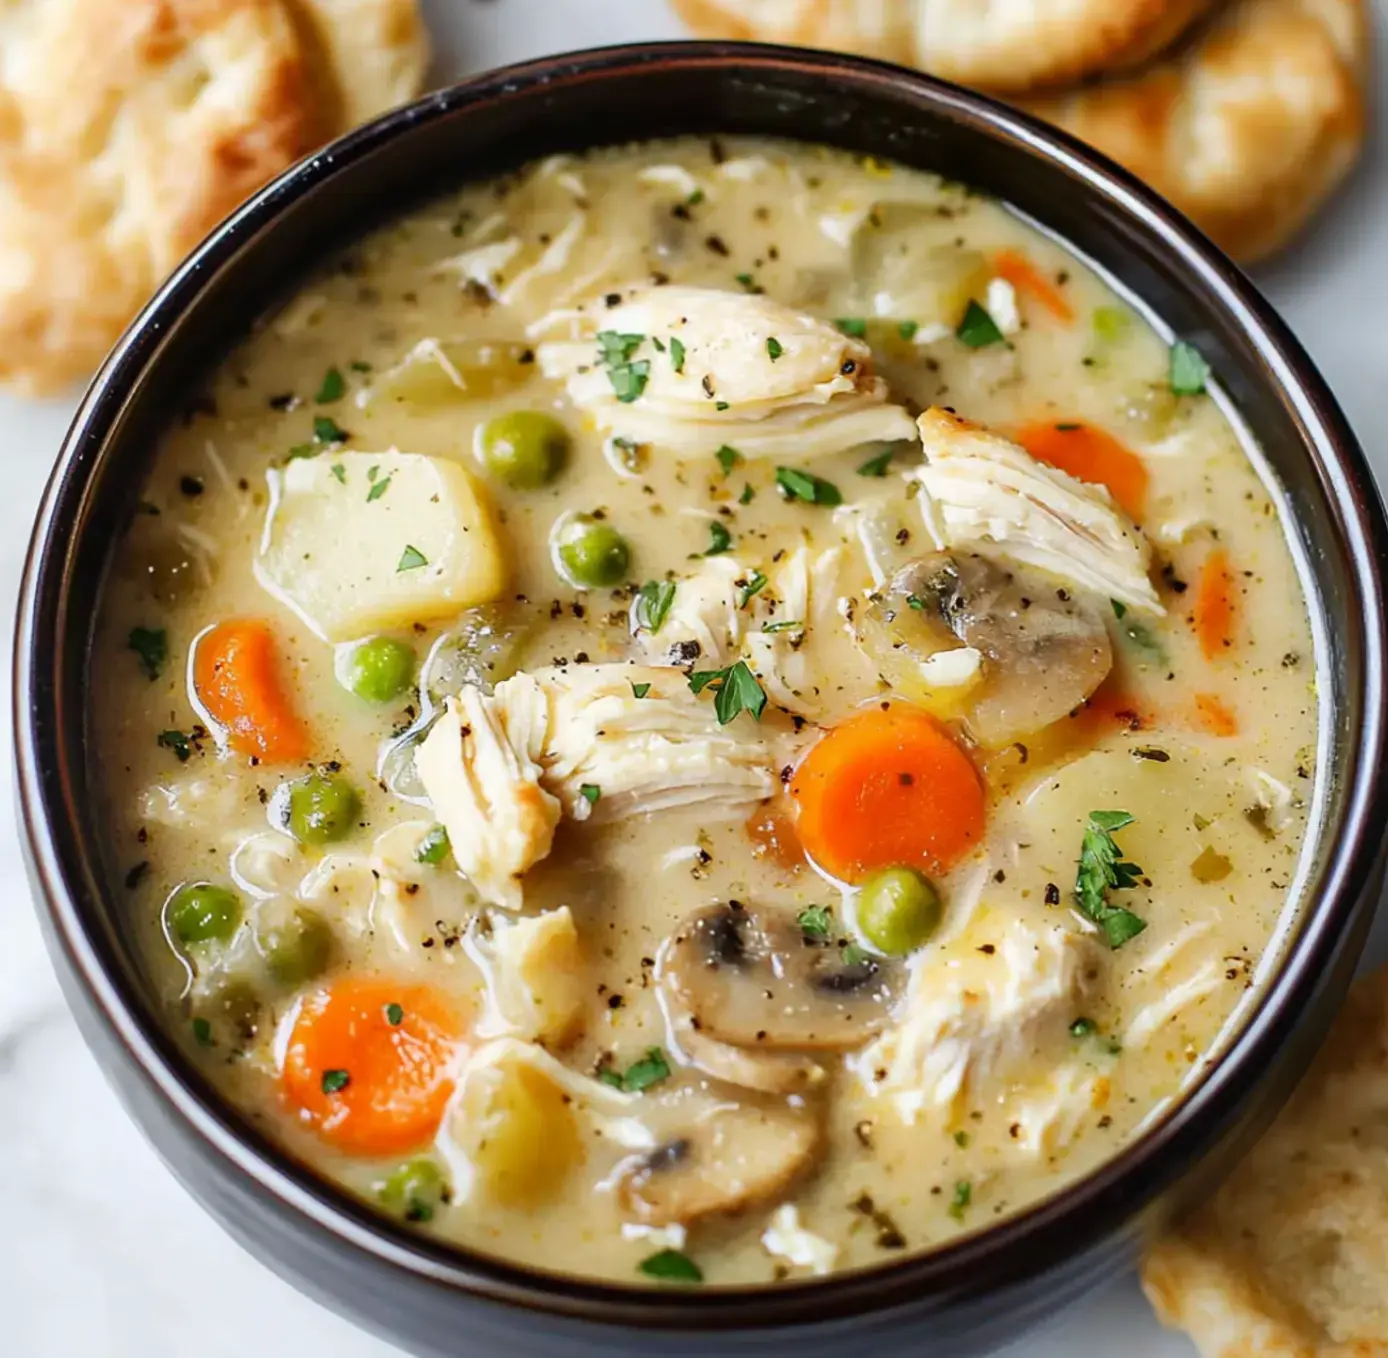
[742,546,843,715]
[416,665,778,906]
[914,407,1163,614]
[634,556,745,666]
[467,907,588,1046]
[535,286,916,458]
[854,915,1092,1124]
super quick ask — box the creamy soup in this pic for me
[92,137,1318,1286]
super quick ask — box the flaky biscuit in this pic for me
[1024,0,1369,262]
[1142,964,1388,1356]
[669,0,1218,93]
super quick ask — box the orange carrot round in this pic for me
[994,248,1075,323]
[1195,549,1235,660]
[1194,693,1238,737]
[193,619,310,763]
[790,704,985,884]
[281,977,466,1157]
[1016,420,1149,521]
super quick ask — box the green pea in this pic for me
[167,882,242,945]
[258,907,333,986]
[855,867,942,957]
[477,410,569,489]
[286,772,362,845]
[555,514,631,589]
[342,636,415,704]
[377,1157,448,1223]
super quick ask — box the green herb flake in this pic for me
[898,320,920,342]
[415,825,450,865]
[314,415,348,444]
[775,466,842,506]
[1069,1017,1096,1038]
[857,447,895,477]
[1170,340,1210,396]
[595,330,651,404]
[614,1047,671,1093]
[366,475,392,503]
[385,1003,404,1026]
[157,729,192,763]
[651,337,666,353]
[688,659,767,725]
[953,1130,970,1148]
[686,189,705,207]
[761,619,803,634]
[630,681,652,699]
[128,626,167,681]
[705,520,733,555]
[906,595,927,612]
[330,462,346,484]
[1111,599,1128,619]
[1075,811,1148,949]
[835,317,867,338]
[841,942,870,968]
[735,272,757,291]
[321,1068,351,1094]
[766,337,784,362]
[315,367,345,403]
[349,360,373,374]
[715,444,742,476]
[738,483,755,505]
[1093,306,1130,345]
[191,1017,213,1047]
[715,400,730,411]
[286,443,318,461]
[1116,616,1168,667]
[948,1180,972,1221]
[638,1248,703,1284]
[579,783,602,807]
[956,300,1005,348]
[739,571,768,608]
[397,544,428,573]
[670,336,686,374]
[797,904,832,939]
[636,579,676,634]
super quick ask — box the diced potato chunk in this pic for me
[256,452,507,642]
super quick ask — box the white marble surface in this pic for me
[2,2,1386,1354]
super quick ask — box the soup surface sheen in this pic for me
[93,137,1318,1286]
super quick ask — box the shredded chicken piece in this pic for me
[1010,1064,1109,1157]
[635,556,745,666]
[742,546,843,715]
[466,907,588,1046]
[761,1204,839,1275]
[434,236,522,292]
[535,286,916,458]
[914,407,1163,613]
[854,916,1091,1123]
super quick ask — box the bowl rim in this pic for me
[15,39,1388,1331]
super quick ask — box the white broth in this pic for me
[92,137,1317,1285]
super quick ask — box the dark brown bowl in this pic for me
[15,42,1388,1358]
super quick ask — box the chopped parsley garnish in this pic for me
[715,400,730,411]
[366,475,392,502]
[415,825,450,865]
[330,462,346,484]
[1115,614,1168,666]
[948,1180,972,1221]
[128,626,167,680]
[1169,340,1210,396]
[687,189,705,207]
[776,466,842,506]
[715,444,742,476]
[735,272,758,291]
[191,1017,213,1047]
[385,1003,404,1026]
[286,443,317,461]
[157,729,192,763]
[688,659,767,725]
[1069,1016,1096,1038]
[738,483,755,505]
[835,317,867,338]
[739,571,768,608]
[841,942,870,968]
[906,595,927,611]
[579,783,602,807]
[630,681,652,699]
[766,336,784,362]
[397,544,428,572]
[669,336,686,374]
[321,1068,351,1094]
[956,300,1005,348]
[1110,599,1128,619]
[638,1248,703,1283]
[705,520,733,555]
[636,578,676,634]
[314,415,348,444]
[601,1047,671,1093]
[857,447,895,477]
[898,320,920,341]
[761,619,803,634]
[797,904,832,939]
[953,1130,970,1148]
[349,360,373,373]
[315,367,345,403]
[1075,811,1148,948]
[595,330,651,404]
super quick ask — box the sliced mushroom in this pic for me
[620,1101,821,1226]
[663,902,901,1051]
[856,551,1113,747]
[673,1019,826,1095]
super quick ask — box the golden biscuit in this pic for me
[1024,0,1368,262]
[670,0,1217,93]
[1143,964,1388,1355]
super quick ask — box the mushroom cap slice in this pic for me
[674,1020,826,1095]
[663,902,902,1051]
[858,550,1113,747]
[620,1100,821,1226]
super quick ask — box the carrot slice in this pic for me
[790,704,985,884]
[1015,420,1149,521]
[281,977,466,1157]
[994,248,1075,323]
[193,619,310,763]
[1195,549,1235,660]
[1195,693,1238,737]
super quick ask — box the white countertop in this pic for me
[2,3,1385,1354]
